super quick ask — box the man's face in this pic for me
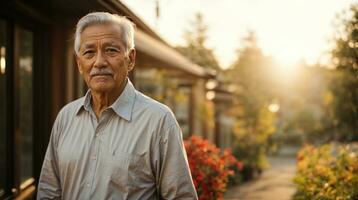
[76,23,135,94]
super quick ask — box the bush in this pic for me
[232,142,268,181]
[294,144,358,200]
[184,136,243,200]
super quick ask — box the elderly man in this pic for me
[37,12,197,199]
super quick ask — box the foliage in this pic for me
[224,32,277,177]
[294,144,358,200]
[176,12,220,139]
[176,13,221,71]
[232,106,275,179]
[184,136,243,200]
[278,66,333,144]
[135,68,187,109]
[329,3,358,141]
[198,100,215,130]
[282,2,358,144]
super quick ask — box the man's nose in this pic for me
[93,51,108,68]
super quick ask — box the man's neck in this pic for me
[91,93,115,119]
[91,80,127,119]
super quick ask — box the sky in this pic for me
[121,0,357,69]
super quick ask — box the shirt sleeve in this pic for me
[37,114,62,199]
[157,116,198,200]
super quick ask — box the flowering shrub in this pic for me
[294,144,358,200]
[232,142,268,181]
[184,136,243,200]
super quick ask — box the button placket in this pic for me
[95,122,103,137]
[84,115,103,197]
[87,109,110,197]
[87,131,101,197]
[94,110,111,137]
[95,120,104,137]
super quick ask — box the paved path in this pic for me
[224,148,298,200]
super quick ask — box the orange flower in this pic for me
[185,136,243,200]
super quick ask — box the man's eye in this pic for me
[83,50,94,55]
[106,48,119,53]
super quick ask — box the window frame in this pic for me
[0,16,47,199]
[13,23,36,195]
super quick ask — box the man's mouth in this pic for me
[92,73,112,77]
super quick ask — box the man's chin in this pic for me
[90,84,113,94]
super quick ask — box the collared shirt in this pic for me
[37,79,198,200]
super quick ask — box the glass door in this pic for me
[0,18,7,199]
[0,21,36,199]
[15,25,35,191]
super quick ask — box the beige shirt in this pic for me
[37,79,197,200]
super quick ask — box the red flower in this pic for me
[184,136,243,200]
[236,162,244,171]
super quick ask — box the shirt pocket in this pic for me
[105,150,142,191]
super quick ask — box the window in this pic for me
[0,12,44,199]
[0,19,7,198]
[17,27,34,187]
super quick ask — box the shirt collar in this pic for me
[75,78,136,121]
[75,90,91,115]
[109,79,136,121]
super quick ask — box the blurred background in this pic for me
[0,0,357,199]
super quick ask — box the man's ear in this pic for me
[76,56,83,75]
[127,49,136,72]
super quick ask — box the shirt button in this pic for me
[93,156,97,160]
[87,183,90,187]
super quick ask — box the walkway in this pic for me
[224,147,298,200]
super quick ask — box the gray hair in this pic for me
[74,12,135,55]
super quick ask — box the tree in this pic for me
[225,32,277,177]
[330,3,358,141]
[176,13,220,71]
[227,32,276,126]
[226,32,275,108]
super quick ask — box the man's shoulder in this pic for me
[57,96,85,118]
[134,91,179,131]
[135,92,171,113]
[51,96,85,134]
[134,91,175,120]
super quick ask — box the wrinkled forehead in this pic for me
[81,22,123,38]
[80,23,125,46]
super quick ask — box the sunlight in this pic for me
[264,45,318,78]
[0,47,5,74]
[271,54,300,78]
[122,0,355,71]
[206,91,215,100]
[271,46,320,67]
[268,103,280,113]
[205,80,218,90]
[273,51,301,67]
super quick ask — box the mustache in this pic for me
[89,68,114,77]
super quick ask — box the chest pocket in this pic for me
[105,150,144,192]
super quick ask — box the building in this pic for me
[0,0,215,199]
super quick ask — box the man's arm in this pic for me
[156,116,198,200]
[37,116,62,199]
